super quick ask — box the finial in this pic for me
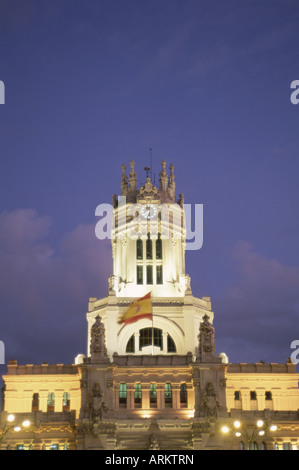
[129,159,137,192]
[121,163,128,195]
[144,166,151,179]
[159,159,168,192]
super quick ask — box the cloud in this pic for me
[214,241,299,364]
[0,209,112,365]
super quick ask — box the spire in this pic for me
[121,163,128,195]
[159,159,168,192]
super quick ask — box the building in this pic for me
[1,160,299,450]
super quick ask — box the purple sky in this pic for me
[0,0,299,377]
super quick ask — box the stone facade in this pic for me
[1,161,299,450]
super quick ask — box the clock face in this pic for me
[141,204,158,219]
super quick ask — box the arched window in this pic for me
[146,233,152,259]
[167,334,176,353]
[156,234,162,259]
[136,239,143,259]
[126,329,177,354]
[126,335,135,353]
[139,328,162,350]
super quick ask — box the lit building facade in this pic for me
[1,161,299,450]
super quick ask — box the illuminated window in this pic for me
[49,444,60,450]
[134,383,142,408]
[15,445,25,450]
[165,383,172,407]
[47,392,55,412]
[180,383,188,408]
[150,384,157,408]
[63,392,70,411]
[119,383,127,407]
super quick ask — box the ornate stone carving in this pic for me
[198,314,215,361]
[149,434,160,450]
[200,382,221,420]
[90,315,107,358]
[86,383,108,422]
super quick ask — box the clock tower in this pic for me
[87,160,214,358]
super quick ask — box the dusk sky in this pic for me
[0,0,299,381]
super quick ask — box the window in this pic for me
[134,383,142,408]
[139,328,163,350]
[146,265,153,284]
[136,239,143,259]
[15,445,25,450]
[250,391,257,400]
[63,392,70,411]
[119,383,127,407]
[239,441,245,450]
[137,265,143,285]
[156,265,163,284]
[165,383,172,408]
[150,384,157,408]
[146,233,152,259]
[47,392,55,412]
[180,383,188,408]
[156,234,162,259]
[126,335,135,353]
[167,334,176,353]
[49,444,60,450]
[283,442,291,450]
[32,393,39,411]
[265,391,272,400]
[234,391,240,400]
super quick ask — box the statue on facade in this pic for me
[90,315,108,358]
[86,383,108,422]
[200,382,221,420]
[198,314,216,361]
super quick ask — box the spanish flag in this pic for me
[118,292,152,325]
